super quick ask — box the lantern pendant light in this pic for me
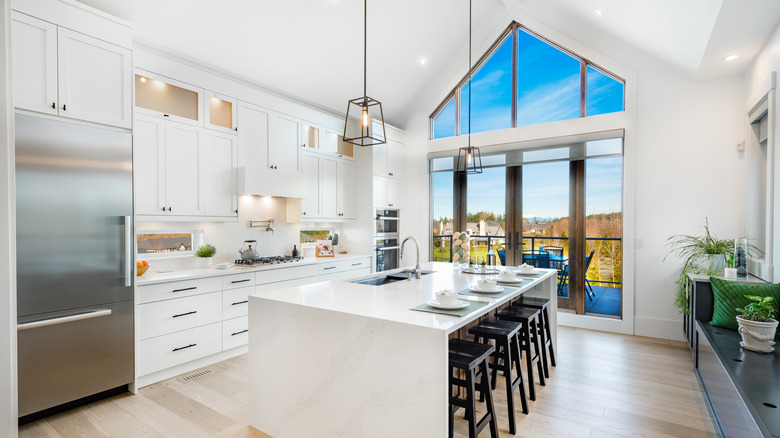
[343,0,386,147]
[456,0,482,174]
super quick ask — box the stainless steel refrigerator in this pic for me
[15,114,134,419]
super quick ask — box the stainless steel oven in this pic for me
[375,209,399,271]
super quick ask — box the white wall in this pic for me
[0,0,17,435]
[401,11,748,341]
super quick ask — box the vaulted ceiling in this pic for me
[78,0,780,129]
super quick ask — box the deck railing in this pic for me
[432,234,622,288]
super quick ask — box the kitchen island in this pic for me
[248,262,557,437]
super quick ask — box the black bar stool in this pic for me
[495,306,545,400]
[449,338,499,438]
[468,318,529,434]
[512,297,556,378]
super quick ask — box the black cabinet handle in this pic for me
[231,300,249,306]
[302,212,307,215]
[234,127,238,132]
[172,286,197,293]
[172,343,196,352]
[163,114,170,117]
[62,104,66,111]
[231,329,248,336]
[167,207,172,212]
[234,209,238,214]
[389,172,393,176]
[172,310,197,318]
[352,263,361,266]
[51,102,55,109]
[324,266,336,270]
[161,206,166,212]
[389,203,393,207]
[230,279,251,284]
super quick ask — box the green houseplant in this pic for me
[736,295,778,352]
[196,244,216,268]
[665,219,737,313]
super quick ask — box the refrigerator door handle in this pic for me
[17,309,112,331]
[123,216,132,287]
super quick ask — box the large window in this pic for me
[430,22,625,139]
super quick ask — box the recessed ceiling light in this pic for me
[723,54,739,62]
[594,9,603,16]
[418,56,428,66]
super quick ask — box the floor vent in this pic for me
[177,369,213,383]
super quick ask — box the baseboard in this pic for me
[557,311,627,334]
[136,345,248,388]
[634,316,685,342]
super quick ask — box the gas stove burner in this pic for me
[235,255,304,266]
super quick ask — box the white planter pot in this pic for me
[197,257,213,269]
[736,315,778,353]
[697,254,725,272]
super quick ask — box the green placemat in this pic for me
[516,271,544,278]
[410,299,490,317]
[457,286,519,299]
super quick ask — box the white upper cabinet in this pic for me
[320,156,339,219]
[301,152,321,218]
[165,122,205,216]
[269,113,301,173]
[374,176,402,210]
[57,28,132,128]
[204,131,238,217]
[11,12,132,129]
[11,12,57,116]
[338,159,356,219]
[237,101,269,170]
[205,90,237,135]
[302,122,354,158]
[372,140,404,179]
[133,115,166,216]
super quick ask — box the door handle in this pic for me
[123,216,132,287]
[17,309,112,331]
[506,231,511,250]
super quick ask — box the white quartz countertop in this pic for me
[136,253,371,286]
[249,261,556,334]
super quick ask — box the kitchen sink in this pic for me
[351,270,433,286]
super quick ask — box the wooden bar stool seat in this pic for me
[469,318,529,435]
[449,338,499,438]
[494,306,545,401]
[511,297,556,378]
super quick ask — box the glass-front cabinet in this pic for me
[134,71,202,126]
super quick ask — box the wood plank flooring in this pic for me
[19,327,716,438]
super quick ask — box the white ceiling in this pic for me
[78,0,780,128]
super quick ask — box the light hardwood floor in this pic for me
[19,327,716,438]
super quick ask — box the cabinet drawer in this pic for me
[137,292,221,340]
[338,267,371,280]
[256,264,318,284]
[223,286,253,320]
[318,262,339,275]
[138,276,222,304]
[223,316,249,350]
[222,272,255,290]
[137,322,222,376]
[339,258,371,271]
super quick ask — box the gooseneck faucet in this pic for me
[400,236,421,279]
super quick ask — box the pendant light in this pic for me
[343,0,386,147]
[456,0,482,174]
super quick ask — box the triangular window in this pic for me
[431,22,625,140]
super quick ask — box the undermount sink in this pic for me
[351,270,434,286]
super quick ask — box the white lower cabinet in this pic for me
[137,292,222,340]
[136,258,372,386]
[137,322,222,377]
[223,316,249,351]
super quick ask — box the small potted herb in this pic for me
[196,244,216,268]
[736,295,778,352]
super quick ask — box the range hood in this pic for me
[237,166,307,198]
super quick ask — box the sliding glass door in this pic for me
[429,137,623,317]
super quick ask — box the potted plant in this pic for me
[665,219,760,313]
[736,295,778,352]
[196,244,216,268]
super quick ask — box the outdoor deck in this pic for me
[559,285,621,317]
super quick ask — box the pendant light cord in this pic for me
[364,0,367,100]
[467,0,472,148]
